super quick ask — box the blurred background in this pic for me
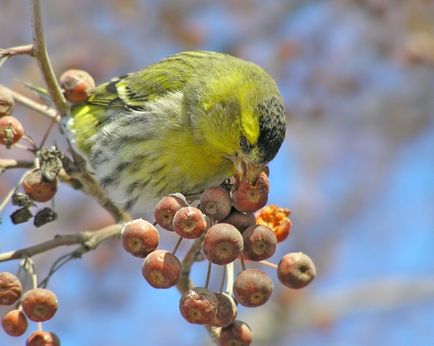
[1,0,434,345]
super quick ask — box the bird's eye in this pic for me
[240,135,251,154]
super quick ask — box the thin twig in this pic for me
[31,0,67,116]
[0,171,28,214]
[240,256,246,271]
[258,259,278,270]
[176,236,203,293]
[0,85,59,121]
[226,262,234,296]
[0,158,34,171]
[172,236,183,255]
[219,265,226,293]
[205,261,212,289]
[0,44,34,58]
[0,224,122,262]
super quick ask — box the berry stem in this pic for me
[240,257,247,271]
[205,261,212,289]
[258,259,278,269]
[226,262,234,296]
[37,322,43,332]
[172,237,183,255]
[219,265,226,293]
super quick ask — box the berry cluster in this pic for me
[121,176,316,345]
[0,272,60,345]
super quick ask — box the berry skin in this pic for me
[121,219,160,258]
[200,186,232,221]
[0,272,22,305]
[179,288,218,325]
[172,206,207,239]
[60,69,95,103]
[202,223,243,265]
[22,169,58,202]
[256,205,292,242]
[221,209,256,233]
[218,320,253,346]
[232,172,269,213]
[277,252,316,289]
[21,288,58,322]
[242,225,277,261]
[210,292,237,327]
[0,116,24,148]
[26,331,60,346]
[142,250,181,288]
[233,269,273,307]
[1,309,28,336]
[154,195,187,231]
[0,86,14,116]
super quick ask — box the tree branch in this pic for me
[0,44,34,58]
[0,224,122,263]
[0,85,59,121]
[31,0,67,116]
[0,158,34,171]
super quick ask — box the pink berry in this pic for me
[202,223,243,265]
[172,207,207,239]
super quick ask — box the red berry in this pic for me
[233,269,273,307]
[26,331,60,346]
[218,320,253,346]
[154,195,187,231]
[210,292,237,327]
[179,288,217,325]
[21,288,58,322]
[60,69,95,103]
[221,210,256,233]
[142,250,181,288]
[277,252,316,289]
[1,309,28,336]
[0,116,24,148]
[22,169,58,202]
[242,225,277,261]
[232,172,269,212]
[172,206,207,239]
[0,272,22,305]
[200,187,232,221]
[121,219,160,258]
[0,86,15,116]
[202,223,243,265]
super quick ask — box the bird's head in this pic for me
[232,94,286,185]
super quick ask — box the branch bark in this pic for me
[0,224,122,262]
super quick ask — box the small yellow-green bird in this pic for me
[68,51,286,212]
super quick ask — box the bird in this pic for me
[66,51,287,213]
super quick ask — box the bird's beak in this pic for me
[233,156,264,186]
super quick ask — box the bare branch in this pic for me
[31,0,67,116]
[0,224,122,263]
[0,85,59,121]
[0,158,34,171]
[0,44,34,58]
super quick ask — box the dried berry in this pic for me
[10,207,33,225]
[218,320,253,346]
[0,272,22,305]
[37,146,64,182]
[200,186,232,221]
[121,219,160,258]
[233,269,273,307]
[26,331,60,346]
[22,169,58,202]
[1,309,28,336]
[21,288,58,322]
[172,206,207,239]
[202,223,243,265]
[142,250,181,288]
[221,209,256,233]
[60,69,95,103]
[11,193,35,208]
[242,225,277,261]
[210,292,237,327]
[232,172,269,213]
[256,205,292,242]
[154,195,187,231]
[179,288,217,325]
[277,252,316,289]
[34,208,57,227]
[0,86,14,116]
[0,116,24,148]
